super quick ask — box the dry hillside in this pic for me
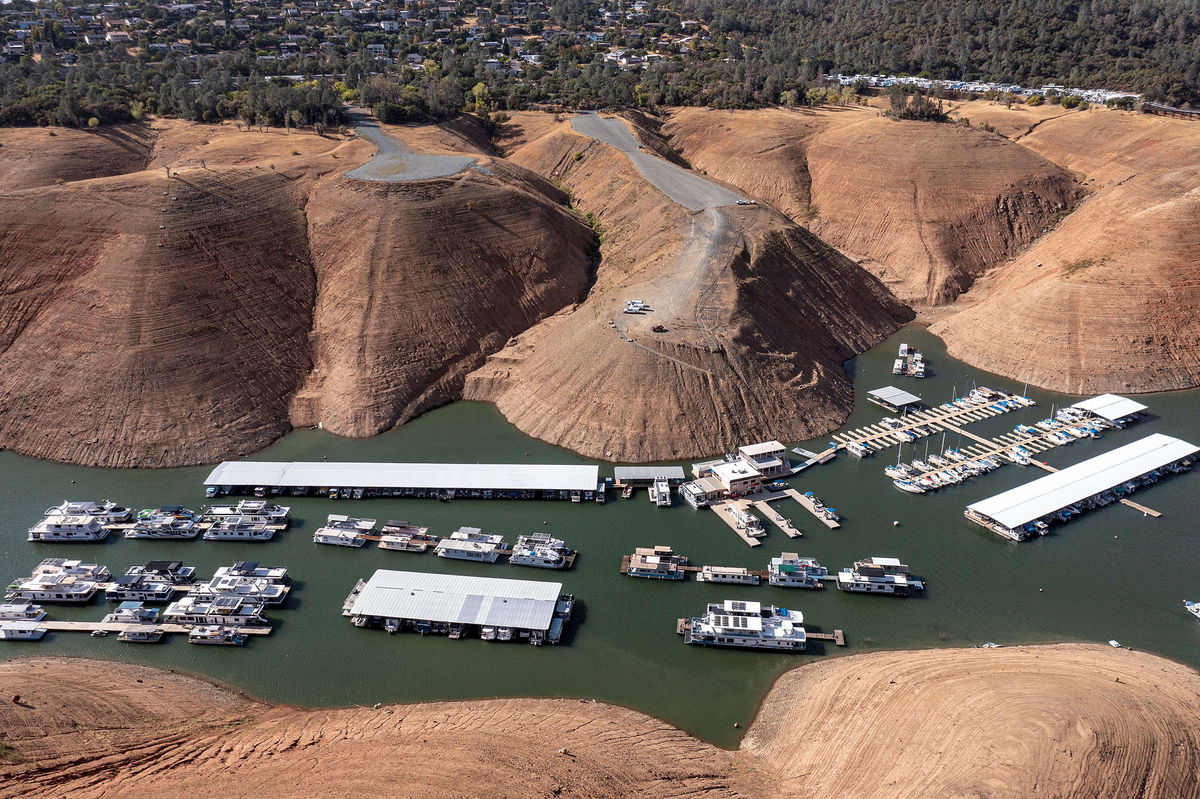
[664,106,1079,306]
[4,645,1198,799]
[932,108,1200,392]
[0,119,595,466]
[0,124,154,189]
[465,114,909,461]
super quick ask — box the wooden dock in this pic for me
[807,629,846,646]
[750,499,802,537]
[783,489,841,528]
[40,620,271,636]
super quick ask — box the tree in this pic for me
[87,116,99,128]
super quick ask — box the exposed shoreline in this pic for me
[3,644,1198,798]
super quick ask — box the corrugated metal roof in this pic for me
[738,441,786,456]
[1070,394,1149,421]
[204,461,599,491]
[867,386,922,406]
[967,434,1197,528]
[349,570,562,629]
[613,466,686,481]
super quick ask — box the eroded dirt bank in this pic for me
[3,645,1198,799]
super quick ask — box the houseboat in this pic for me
[680,600,805,651]
[103,574,180,603]
[623,546,688,579]
[125,561,196,584]
[124,513,200,540]
[0,621,48,641]
[649,478,673,507]
[730,506,767,538]
[27,514,110,543]
[377,521,437,552]
[434,526,507,562]
[0,602,46,621]
[836,557,925,596]
[191,575,289,605]
[188,625,247,646]
[767,554,828,588]
[6,559,108,603]
[102,601,161,625]
[201,500,291,526]
[163,595,269,626]
[509,534,574,569]
[203,517,277,541]
[312,514,375,547]
[43,500,132,524]
[696,566,760,585]
[118,627,165,643]
[213,562,289,583]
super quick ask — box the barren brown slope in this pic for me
[664,107,1079,306]
[0,124,154,189]
[465,116,908,462]
[0,164,316,467]
[292,158,595,437]
[5,645,1199,799]
[933,111,1200,393]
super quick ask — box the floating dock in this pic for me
[39,621,271,636]
[709,501,765,546]
[835,388,1031,454]
[965,433,1195,540]
[783,489,840,529]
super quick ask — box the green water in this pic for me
[2,326,1198,748]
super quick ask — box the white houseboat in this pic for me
[27,515,110,542]
[312,515,375,547]
[434,526,507,562]
[124,514,200,540]
[623,546,689,579]
[649,478,673,507]
[118,627,165,643]
[836,557,925,596]
[103,574,180,603]
[102,601,161,625]
[203,517,277,541]
[767,554,827,589]
[680,600,805,651]
[201,500,291,525]
[163,595,269,626]
[188,625,247,646]
[509,534,574,569]
[0,621,48,641]
[213,561,289,583]
[191,575,289,605]
[44,500,131,524]
[125,561,196,584]
[695,566,761,585]
[0,602,46,621]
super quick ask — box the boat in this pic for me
[434,526,507,562]
[188,625,247,646]
[496,627,514,642]
[1108,640,1122,648]
[480,627,497,641]
[0,621,48,640]
[898,343,909,357]
[0,602,46,621]
[836,557,925,596]
[509,533,574,569]
[680,600,805,651]
[163,595,269,626]
[846,442,873,458]
[117,628,164,643]
[201,500,291,526]
[892,358,905,375]
[213,562,290,583]
[27,515,110,542]
[768,554,827,589]
[977,642,1002,648]
[125,561,196,584]
[730,506,767,537]
[192,575,290,605]
[104,575,180,603]
[376,521,436,552]
[6,559,107,603]
[312,514,375,547]
[43,500,131,524]
[650,478,673,507]
[124,514,200,539]
[203,517,276,541]
[893,479,926,494]
[696,566,760,585]
[624,546,688,579]
[102,601,161,625]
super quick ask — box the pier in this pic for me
[834,389,1030,455]
[782,489,840,529]
[39,620,271,636]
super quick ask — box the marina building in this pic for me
[1068,394,1148,427]
[965,433,1198,541]
[343,570,573,644]
[865,386,923,412]
[735,441,791,477]
[204,461,601,502]
[613,466,686,485]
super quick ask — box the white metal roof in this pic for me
[738,441,786,457]
[967,434,1197,529]
[1070,394,1149,421]
[712,461,762,480]
[349,570,562,629]
[867,386,922,406]
[205,461,599,491]
[613,466,686,481]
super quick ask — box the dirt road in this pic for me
[345,109,476,182]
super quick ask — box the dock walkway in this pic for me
[40,621,271,636]
[783,489,841,529]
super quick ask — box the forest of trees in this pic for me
[0,0,1196,128]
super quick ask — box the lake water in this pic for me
[2,326,1198,748]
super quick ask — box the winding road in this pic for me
[345,109,476,182]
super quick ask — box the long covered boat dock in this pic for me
[964,433,1197,541]
[204,461,602,502]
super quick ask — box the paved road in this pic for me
[345,110,476,182]
[570,113,744,211]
